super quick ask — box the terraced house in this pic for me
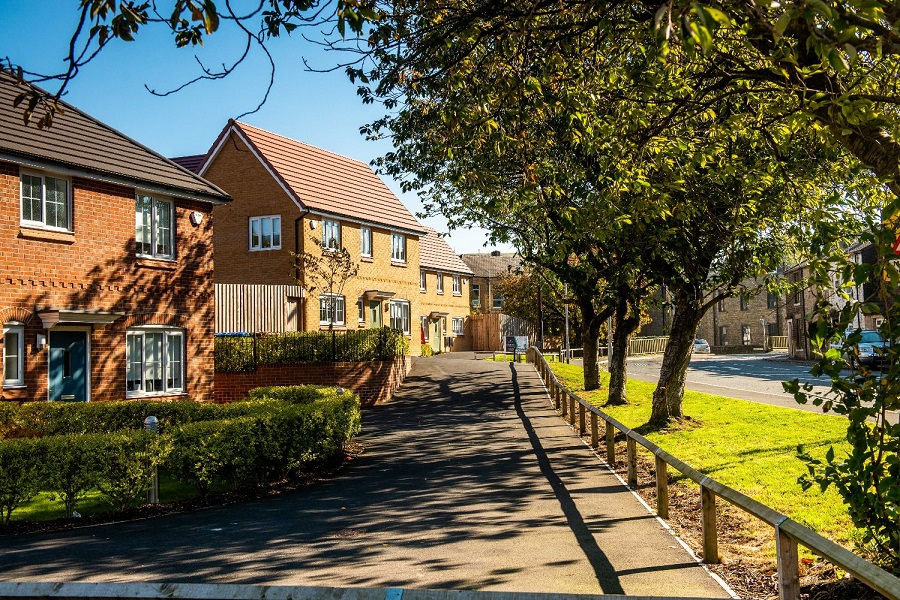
[177,120,453,355]
[0,75,231,403]
[418,227,473,352]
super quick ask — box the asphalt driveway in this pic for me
[0,355,728,597]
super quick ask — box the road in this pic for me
[0,354,728,598]
[622,352,899,424]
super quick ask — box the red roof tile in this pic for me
[419,228,473,274]
[201,120,424,233]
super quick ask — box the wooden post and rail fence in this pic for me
[527,346,900,600]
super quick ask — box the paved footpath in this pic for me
[1,355,729,598]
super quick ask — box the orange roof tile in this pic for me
[419,228,473,275]
[201,120,424,234]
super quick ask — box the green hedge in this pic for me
[0,386,361,523]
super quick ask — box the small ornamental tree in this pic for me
[292,237,359,359]
[785,194,900,570]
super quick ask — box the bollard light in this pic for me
[336,387,345,395]
[144,415,159,433]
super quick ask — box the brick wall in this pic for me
[0,160,216,402]
[214,356,413,405]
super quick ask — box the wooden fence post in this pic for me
[700,483,719,563]
[605,422,615,466]
[554,386,561,410]
[626,437,637,487]
[568,396,576,425]
[561,391,568,417]
[776,523,800,600]
[655,454,669,519]
[590,413,599,448]
[578,404,586,435]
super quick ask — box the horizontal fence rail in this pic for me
[627,337,669,356]
[769,335,789,350]
[214,328,408,372]
[0,582,724,600]
[526,346,900,600]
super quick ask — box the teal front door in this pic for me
[49,330,88,402]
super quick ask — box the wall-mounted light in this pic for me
[189,211,204,226]
[36,333,46,349]
[309,220,317,230]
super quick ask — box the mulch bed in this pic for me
[0,442,363,537]
[579,428,888,600]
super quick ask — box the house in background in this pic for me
[459,251,523,313]
[418,227,474,352]
[0,74,230,403]
[697,277,787,348]
[175,120,435,353]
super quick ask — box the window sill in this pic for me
[361,256,373,262]
[319,324,347,330]
[136,257,178,270]
[2,383,26,390]
[420,289,426,293]
[18,226,75,244]
[453,293,462,297]
[436,292,444,295]
[250,247,282,252]
[391,261,407,267]
[127,391,187,399]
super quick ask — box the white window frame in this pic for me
[420,270,427,291]
[249,215,282,251]
[452,275,462,295]
[421,316,429,340]
[322,219,341,250]
[319,294,346,326]
[126,327,185,397]
[472,284,481,307]
[436,272,444,294]
[391,233,407,263]
[389,300,410,334]
[357,297,365,323]
[452,317,464,336]
[2,323,25,388]
[360,226,372,258]
[493,294,504,309]
[136,193,175,259]
[20,170,72,231]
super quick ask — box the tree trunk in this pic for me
[579,298,603,391]
[608,299,641,405]
[649,296,704,425]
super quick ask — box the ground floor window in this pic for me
[742,325,752,345]
[718,326,727,345]
[452,316,464,335]
[319,294,346,326]
[389,300,410,334]
[126,328,184,395]
[3,323,25,387]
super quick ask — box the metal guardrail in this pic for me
[769,335,789,350]
[527,346,900,600]
[0,581,723,600]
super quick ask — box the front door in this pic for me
[369,301,382,328]
[49,330,88,402]
[431,319,442,353]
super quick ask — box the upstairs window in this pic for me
[452,275,462,295]
[740,296,749,311]
[322,219,341,249]
[249,215,281,251]
[493,294,504,309]
[360,227,372,257]
[126,327,184,396]
[389,300,410,334]
[420,271,427,291]
[436,273,444,294]
[391,233,407,262]
[472,284,481,306]
[136,194,174,259]
[21,171,70,230]
[3,323,25,388]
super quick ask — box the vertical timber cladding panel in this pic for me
[215,284,304,333]
[469,313,502,351]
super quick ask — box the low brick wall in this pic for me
[710,345,767,355]
[214,356,413,405]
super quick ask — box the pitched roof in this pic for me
[0,74,229,204]
[460,252,523,278]
[200,120,424,234]
[419,228,474,275]
[171,154,206,172]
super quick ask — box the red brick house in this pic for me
[0,75,230,403]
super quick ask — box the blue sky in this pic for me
[0,2,510,253]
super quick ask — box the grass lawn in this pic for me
[549,362,857,548]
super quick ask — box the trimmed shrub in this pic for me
[248,385,340,404]
[165,417,262,493]
[96,431,169,511]
[41,434,106,518]
[0,437,43,525]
